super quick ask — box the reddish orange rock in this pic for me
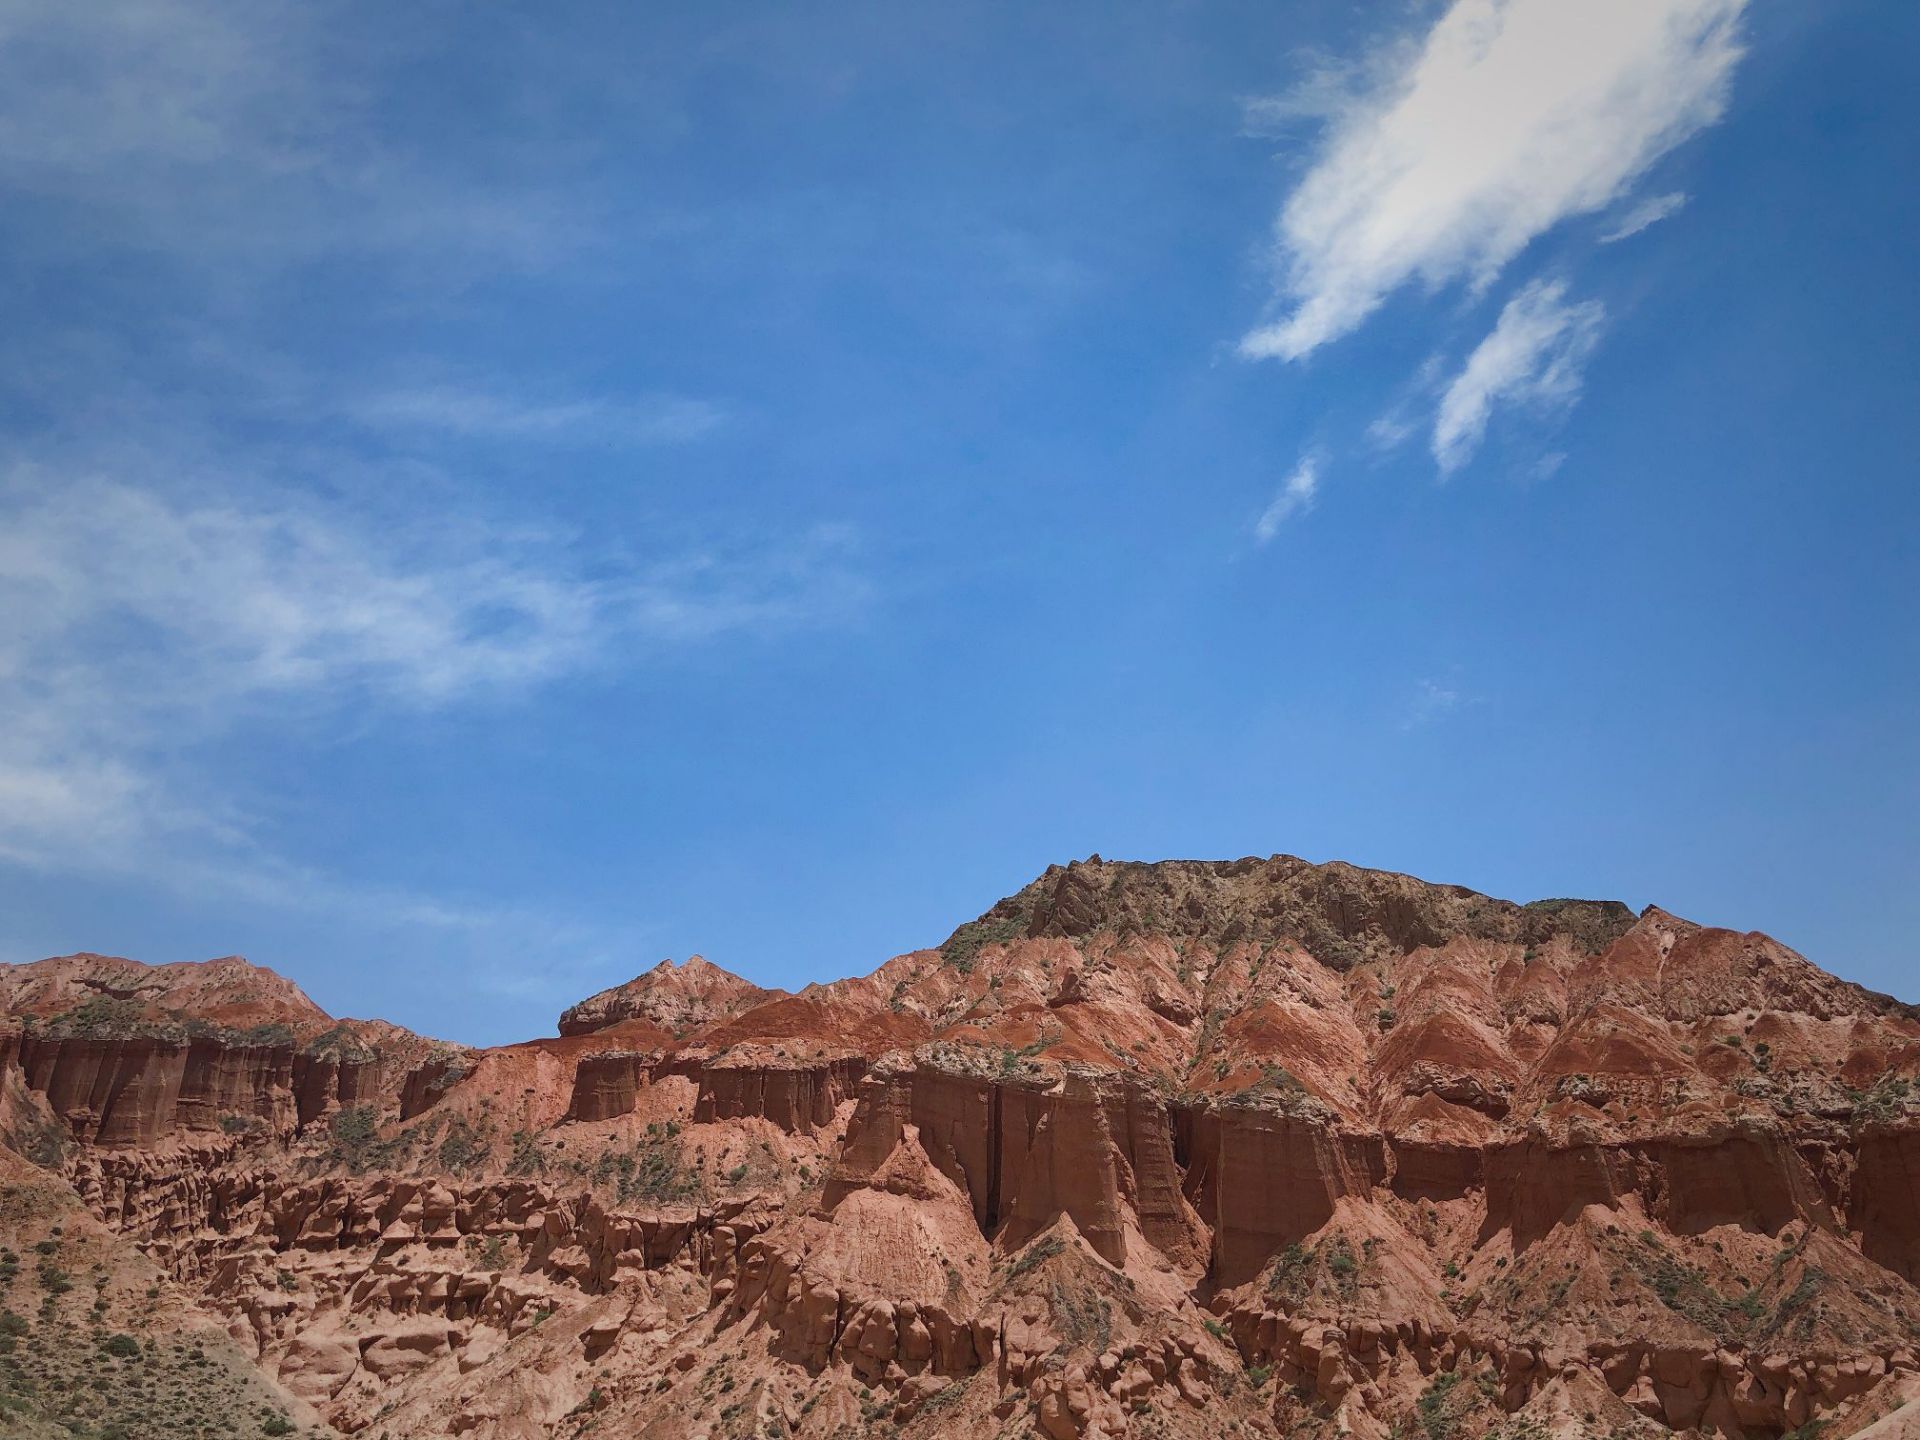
[3,854,1917,1439]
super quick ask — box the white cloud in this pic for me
[0,756,166,863]
[1366,413,1417,452]
[356,387,726,446]
[0,469,863,881]
[1432,280,1605,473]
[1253,458,1320,541]
[1600,190,1690,242]
[0,477,601,709]
[1403,678,1464,730]
[1238,52,1375,137]
[1240,0,1746,361]
[0,0,593,273]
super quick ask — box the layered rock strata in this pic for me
[0,855,1916,1440]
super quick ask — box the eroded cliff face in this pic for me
[3,854,1919,1440]
[0,953,468,1149]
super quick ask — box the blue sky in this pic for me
[1,0,1914,1044]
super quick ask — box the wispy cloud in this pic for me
[1237,51,1378,137]
[1433,280,1605,473]
[1403,677,1465,730]
[0,475,602,710]
[0,468,863,886]
[1253,458,1320,541]
[354,387,727,447]
[1600,190,1690,243]
[1364,354,1449,456]
[0,0,594,274]
[1366,414,1417,453]
[0,4,830,922]
[1240,0,1747,361]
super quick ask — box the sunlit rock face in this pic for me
[4,855,1919,1440]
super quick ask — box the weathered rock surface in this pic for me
[2,853,1918,1440]
[558,955,779,1038]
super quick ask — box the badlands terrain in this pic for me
[1,854,1917,1440]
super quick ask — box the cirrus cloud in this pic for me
[1600,190,1690,243]
[1240,0,1747,362]
[1253,457,1320,541]
[353,387,726,447]
[1432,279,1606,473]
[0,466,865,881]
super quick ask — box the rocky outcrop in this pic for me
[694,1050,866,1134]
[557,956,779,1038]
[1850,1125,1920,1282]
[0,953,463,1147]
[0,952,331,1030]
[827,1059,1209,1271]
[13,1027,461,1145]
[1213,1292,1920,1436]
[4,853,1919,1440]
[565,1049,655,1122]
[988,855,1639,971]
[1179,1103,1386,1284]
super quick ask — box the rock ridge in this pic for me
[1,853,1916,1440]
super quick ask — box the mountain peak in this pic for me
[949,853,1636,973]
[557,954,781,1037]
[0,951,331,1033]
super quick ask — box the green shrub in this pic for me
[1418,1371,1464,1440]
[1265,1242,1315,1299]
[599,1130,699,1204]
[328,1105,390,1172]
[939,908,1029,974]
[233,1023,296,1048]
[506,1129,544,1176]
[46,996,146,1038]
[436,1117,491,1175]
[1006,1236,1065,1279]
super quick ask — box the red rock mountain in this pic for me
[559,956,780,1040]
[2,854,1917,1440]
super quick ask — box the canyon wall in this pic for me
[3,855,1918,1440]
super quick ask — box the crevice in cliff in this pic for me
[984,1082,1004,1235]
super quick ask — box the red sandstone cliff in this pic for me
[2,854,1918,1440]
